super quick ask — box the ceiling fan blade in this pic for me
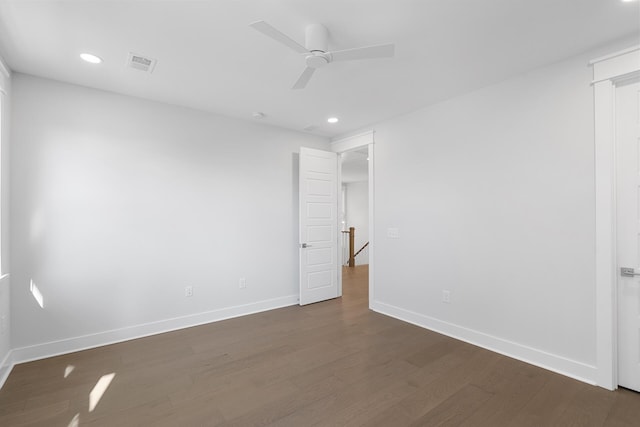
[329,43,395,62]
[292,67,316,90]
[249,20,308,54]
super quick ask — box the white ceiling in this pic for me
[0,0,638,138]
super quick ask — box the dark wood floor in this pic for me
[0,265,638,426]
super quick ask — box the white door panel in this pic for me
[299,147,339,305]
[616,80,640,392]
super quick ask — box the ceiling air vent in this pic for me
[303,125,318,132]
[127,53,157,73]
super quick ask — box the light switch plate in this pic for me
[387,227,400,238]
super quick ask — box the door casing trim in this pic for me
[592,45,640,390]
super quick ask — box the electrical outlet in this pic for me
[442,290,451,304]
[239,277,246,289]
[185,286,193,297]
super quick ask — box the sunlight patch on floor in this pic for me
[89,373,115,412]
[67,413,79,427]
[64,364,75,378]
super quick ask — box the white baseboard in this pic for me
[0,350,13,389]
[370,300,598,386]
[2,296,598,390]
[6,294,298,377]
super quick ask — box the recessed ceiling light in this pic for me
[327,117,339,124]
[621,0,637,3]
[80,53,102,64]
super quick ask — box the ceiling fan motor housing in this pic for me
[305,23,329,53]
[304,24,330,68]
[306,53,329,68]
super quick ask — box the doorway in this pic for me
[298,131,375,307]
[340,146,370,304]
[332,131,375,307]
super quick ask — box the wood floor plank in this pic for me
[507,373,587,426]
[89,396,225,427]
[358,404,415,427]
[396,345,501,421]
[0,400,69,427]
[318,380,418,426]
[547,384,617,427]
[0,265,638,426]
[603,388,640,426]
[409,384,494,426]
[221,375,346,427]
[457,358,549,426]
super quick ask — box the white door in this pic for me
[616,80,640,392]
[299,147,339,305]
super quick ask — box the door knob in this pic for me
[301,243,312,248]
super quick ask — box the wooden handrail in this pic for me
[354,241,369,258]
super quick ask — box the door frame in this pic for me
[592,45,640,390]
[331,131,375,306]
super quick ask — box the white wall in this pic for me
[10,74,329,358]
[0,57,11,382]
[367,44,632,384]
[345,181,368,265]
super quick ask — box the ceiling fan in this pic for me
[250,20,395,90]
